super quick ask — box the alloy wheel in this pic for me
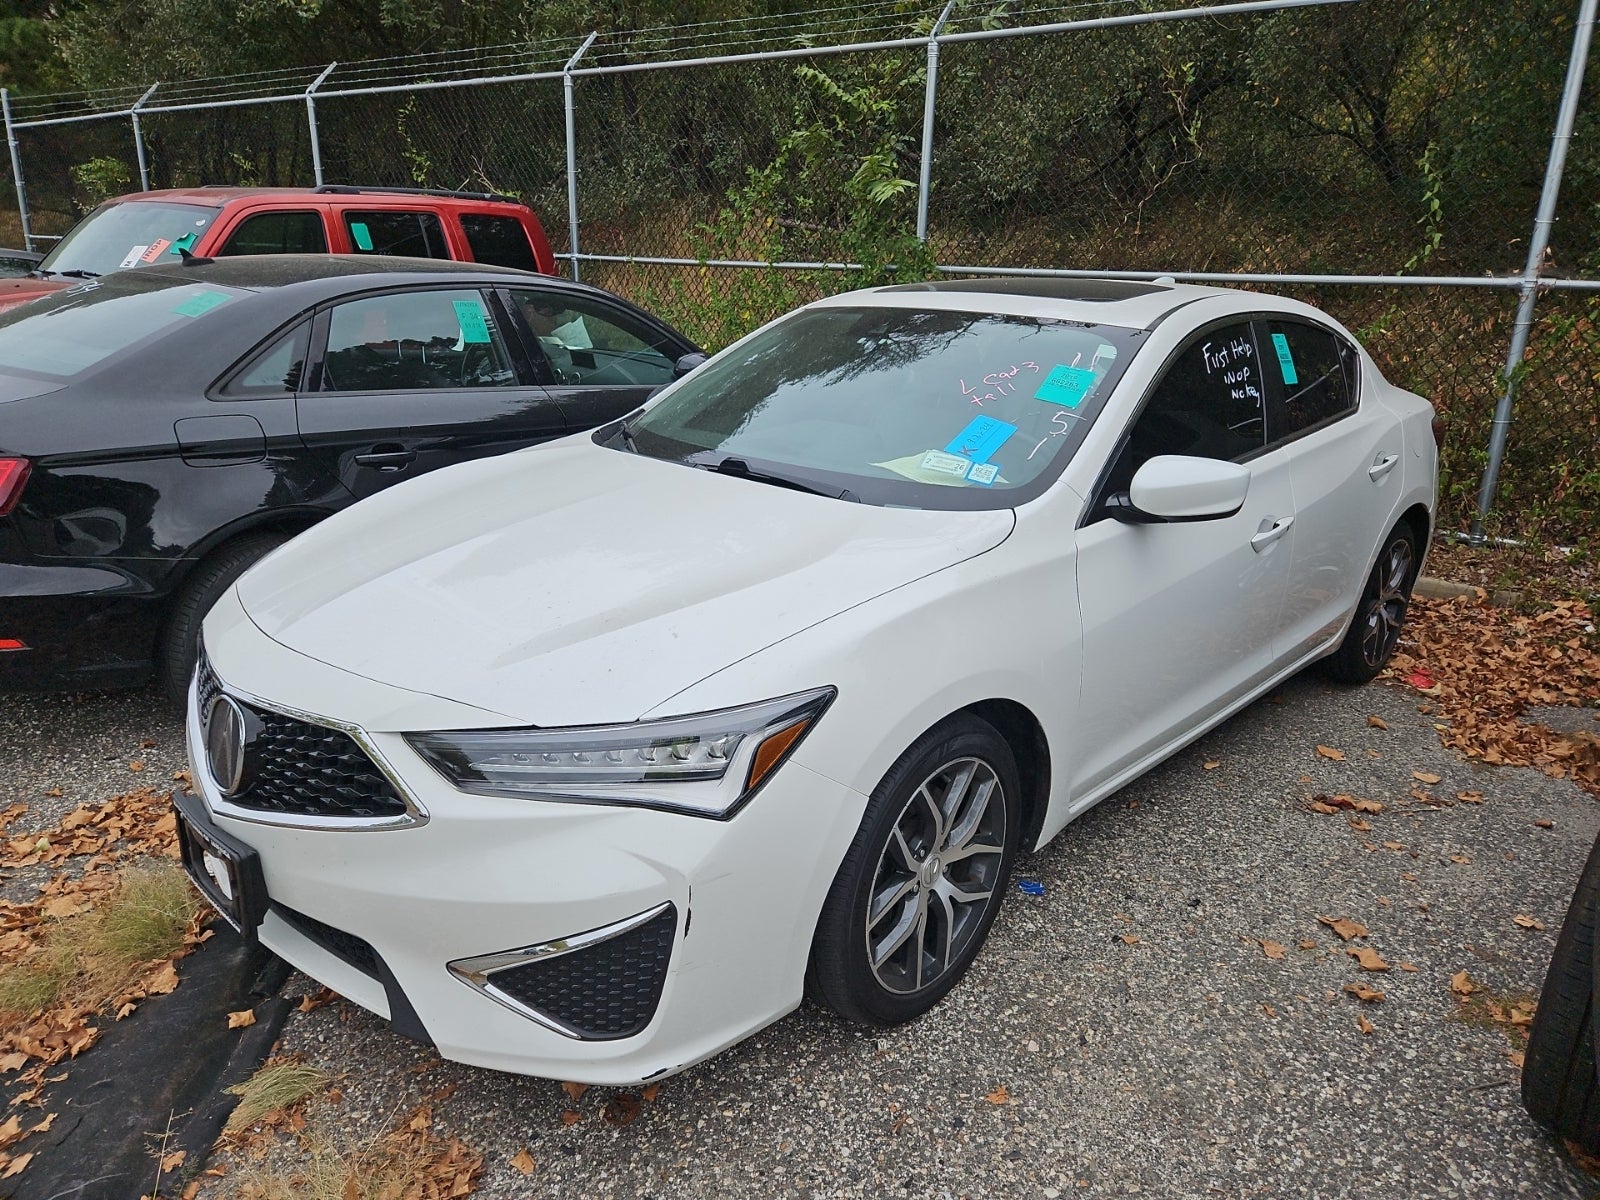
[864,756,1007,995]
[1359,536,1414,668]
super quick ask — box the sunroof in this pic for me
[879,277,1169,301]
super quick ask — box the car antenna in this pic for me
[178,247,215,266]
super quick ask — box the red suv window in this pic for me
[460,214,538,271]
[344,211,450,259]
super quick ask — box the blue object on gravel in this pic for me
[1017,879,1045,896]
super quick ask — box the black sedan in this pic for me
[0,254,702,698]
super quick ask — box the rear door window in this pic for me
[1260,319,1356,443]
[507,288,678,386]
[220,211,328,256]
[318,289,517,393]
[460,214,537,271]
[342,211,450,260]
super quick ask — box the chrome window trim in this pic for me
[445,901,677,1040]
[188,665,430,832]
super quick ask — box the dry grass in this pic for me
[0,860,201,1017]
[224,1061,331,1136]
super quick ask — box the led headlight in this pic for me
[405,687,835,818]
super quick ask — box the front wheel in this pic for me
[1325,523,1418,685]
[807,714,1021,1027]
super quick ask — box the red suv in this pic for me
[0,185,557,311]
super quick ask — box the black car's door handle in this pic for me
[353,445,416,471]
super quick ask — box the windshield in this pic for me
[0,276,246,381]
[37,201,218,279]
[625,305,1144,509]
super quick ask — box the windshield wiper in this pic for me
[704,457,859,502]
[617,423,640,453]
[45,269,99,280]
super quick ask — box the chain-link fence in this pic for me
[3,0,1598,541]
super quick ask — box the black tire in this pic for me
[1325,522,1418,685]
[807,713,1021,1027]
[1523,831,1600,1153]
[157,532,287,704]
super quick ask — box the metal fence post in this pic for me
[1472,0,1598,539]
[305,63,338,187]
[130,83,160,191]
[916,1,957,242]
[564,32,599,281]
[1,90,32,253]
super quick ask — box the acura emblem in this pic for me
[205,695,248,796]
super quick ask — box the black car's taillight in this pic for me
[0,458,29,517]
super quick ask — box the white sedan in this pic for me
[178,278,1436,1084]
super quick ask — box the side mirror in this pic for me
[673,352,708,378]
[1121,454,1250,522]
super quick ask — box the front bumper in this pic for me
[184,610,868,1084]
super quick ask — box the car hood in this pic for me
[0,276,62,312]
[234,438,1015,727]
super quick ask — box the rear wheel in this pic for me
[158,532,287,704]
[1523,831,1600,1153]
[807,714,1020,1027]
[1325,524,1417,684]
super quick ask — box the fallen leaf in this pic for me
[1412,770,1442,785]
[144,961,180,996]
[227,1009,256,1029]
[560,1111,581,1126]
[1349,818,1372,832]
[1117,934,1140,945]
[1449,854,1471,865]
[1298,939,1317,950]
[1506,1049,1526,1069]
[641,1084,661,1103]
[1258,939,1287,960]
[1317,916,1368,941]
[1450,970,1480,996]
[1262,1004,1277,1019]
[1358,1014,1375,1035]
[560,1080,589,1102]
[128,761,145,773]
[161,1149,187,1172]
[1398,962,1419,972]
[509,1148,536,1175]
[1344,982,1386,1002]
[1348,947,1390,971]
[1316,745,1346,761]
[985,1085,1009,1105]
[1457,791,1484,804]
[2,1153,32,1178]
[602,1094,643,1126]
[1383,841,1404,851]
[1202,760,1221,770]
[1367,715,1388,730]
[1513,914,1546,931]
[1535,819,1554,829]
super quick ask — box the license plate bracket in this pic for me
[174,788,268,941]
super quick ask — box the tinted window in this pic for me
[510,289,677,386]
[220,211,327,256]
[223,324,309,396]
[0,278,245,380]
[1096,322,1265,510]
[36,201,217,278]
[629,306,1142,510]
[462,214,537,271]
[343,211,450,259]
[1261,320,1355,441]
[319,290,516,392]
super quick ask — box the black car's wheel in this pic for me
[1325,523,1418,685]
[807,713,1020,1027]
[1523,831,1600,1153]
[158,532,287,704]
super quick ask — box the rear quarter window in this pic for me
[460,214,538,271]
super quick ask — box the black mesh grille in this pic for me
[197,651,407,821]
[273,902,381,979]
[489,905,677,1040]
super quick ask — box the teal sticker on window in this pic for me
[452,299,492,344]
[1034,364,1096,408]
[350,221,374,251]
[171,290,231,318]
[1271,333,1299,385]
[169,232,197,255]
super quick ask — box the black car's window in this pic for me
[219,211,327,257]
[508,289,676,386]
[319,290,516,392]
[343,211,450,260]
[35,201,218,278]
[221,323,310,397]
[1093,321,1266,514]
[461,214,537,271]
[0,279,246,380]
[628,305,1142,510]
[1260,319,1357,443]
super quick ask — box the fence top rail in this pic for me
[2,0,1357,127]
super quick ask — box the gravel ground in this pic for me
[5,675,1596,1198]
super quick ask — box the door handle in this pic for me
[354,445,416,471]
[1250,515,1294,553]
[1367,452,1400,481]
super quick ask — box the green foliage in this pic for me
[69,156,131,209]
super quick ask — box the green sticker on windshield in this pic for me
[1034,364,1096,408]
[452,299,491,344]
[169,232,197,255]
[171,290,231,318]
[350,221,374,251]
